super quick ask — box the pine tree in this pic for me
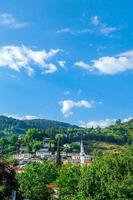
[56,135,62,166]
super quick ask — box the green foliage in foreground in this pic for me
[79,146,133,200]
[13,146,133,200]
[16,161,57,200]
[58,146,133,200]
[57,163,80,197]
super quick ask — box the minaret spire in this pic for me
[80,136,85,165]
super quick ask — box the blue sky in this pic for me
[0,0,133,127]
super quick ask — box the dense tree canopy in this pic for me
[58,163,80,198]
[78,146,133,200]
[0,116,76,135]
[17,161,57,200]
[0,146,132,200]
[0,116,133,199]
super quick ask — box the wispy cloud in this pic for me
[91,15,118,36]
[58,60,66,68]
[0,45,60,76]
[7,114,40,120]
[56,16,118,37]
[75,61,92,71]
[59,100,94,117]
[56,15,121,37]
[75,50,133,75]
[0,13,28,29]
[64,90,70,96]
[91,15,99,26]
[56,28,91,35]
[56,28,71,34]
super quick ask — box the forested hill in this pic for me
[0,116,78,135]
[0,115,133,145]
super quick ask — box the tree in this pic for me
[32,141,43,153]
[7,134,20,154]
[0,138,4,156]
[58,163,80,198]
[24,129,42,153]
[0,160,19,200]
[56,134,62,166]
[8,134,18,144]
[4,155,18,166]
[41,161,57,183]
[79,146,133,200]
[70,142,80,152]
[17,161,57,200]
[116,119,121,125]
[92,149,103,159]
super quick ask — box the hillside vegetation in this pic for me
[0,116,77,135]
[0,116,133,155]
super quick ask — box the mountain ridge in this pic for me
[0,115,78,135]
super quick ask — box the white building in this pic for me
[36,148,52,159]
[80,138,91,165]
[13,153,32,160]
[62,139,91,165]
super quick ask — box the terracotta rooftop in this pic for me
[47,183,58,189]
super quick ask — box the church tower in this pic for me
[80,137,85,165]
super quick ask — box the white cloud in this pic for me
[64,90,70,95]
[75,61,92,71]
[56,28,72,34]
[100,26,117,36]
[75,50,133,75]
[58,60,66,68]
[57,16,118,37]
[0,45,60,75]
[79,117,133,128]
[6,114,40,120]
[8,74,17,79]
[42,63,57,74]
[0,13,28,29]
[80,119,116,128]
[56,28,91,35]
[91,16,99,26]
[91,15,117,36]
[59,100,94,117]
[122,117,132,123]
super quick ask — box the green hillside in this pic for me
[0,116,77,135]
[0,116,133,147]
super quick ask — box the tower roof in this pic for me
[80,137,85,155]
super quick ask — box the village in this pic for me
[13,137,92,173]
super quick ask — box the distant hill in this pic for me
[0,116,78,135]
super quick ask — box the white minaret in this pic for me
[80,137,85,165]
